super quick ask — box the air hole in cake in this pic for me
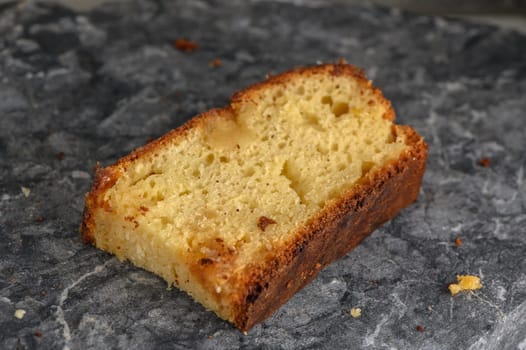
[244,167,255,177]
[280,160,307,205]
[331,143,339,151]
[277,142,286,149]
[219,156,229,163]
[237,235,251,244]
[205,154,215,165]
[296,86,305,95]
[153,192,165,202]
[316,144,329,155]
[321,96,332,105]
[332,102,349,117]
[365,139,372,145]
[160,216,170,227]
[204,209,218,219]
[303,113,325,131]
[191,169,200,178]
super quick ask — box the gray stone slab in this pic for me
[0,1,525,349]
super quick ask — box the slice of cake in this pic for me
[81,63,428,331]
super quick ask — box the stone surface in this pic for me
[0,1,525,349]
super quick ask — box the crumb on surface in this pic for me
[454,236,462,247]
[209,58,222,68]
[35,216,45,222]
[21,186,31,197]
[14,309,26,319]
[416,325,424,332]
[448,275,482,296]
[478,157,491,167]
[35,331,43,337]
[57,152,65,160]
[350,307,362,318]
[174,38,198,52]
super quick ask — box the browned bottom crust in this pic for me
[231,126,427,331]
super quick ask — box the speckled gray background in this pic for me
[0,1,525,349]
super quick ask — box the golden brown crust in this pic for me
[81,62,428,332]
[81,164,122,244]
[231,63,395,121]
[230,127,428,331]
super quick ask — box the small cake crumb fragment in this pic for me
[209,58,222,68]
[448,275,482,296]
[14,309,26,319]
[174,38,198,52]
[478,157,491,167]
[350,307,362,318]
[21,186,31,197]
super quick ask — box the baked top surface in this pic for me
[1,1,526,349]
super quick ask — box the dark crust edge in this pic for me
[231,126,428,332]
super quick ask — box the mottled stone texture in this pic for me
[0,1,525,349]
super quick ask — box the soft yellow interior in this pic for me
[92,72,408,320]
